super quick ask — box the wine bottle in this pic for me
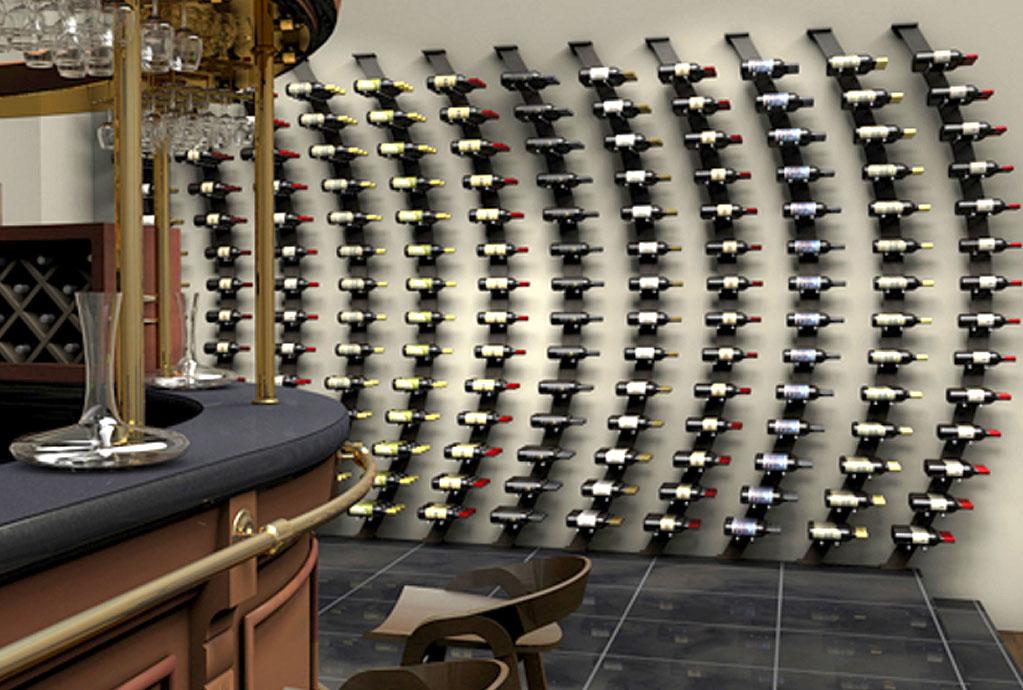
[478,243,527,259]
[548,345,599,363]
[468,208,525,225]
[240,147,299,163]
[767,128,825,147]
[418,504,475,521]
[401,343,452,361]
[658,483,716,502]
[542,207,599,224]
[683,130,743,149]
[953,350,1016,369]
[444,443,502,460]
[536,172,594,189]
[395,210,452,226]
[776,383,833,401]
[431,475,488,492]
[326,211,382,228]
[530,414,586,431]
[604,133,663,152]
[685,417,742,434]
[624,346,677,362]
[427,73,486,93]
[337,245,384,261]
[658,61,716,83]
[851,421,912,439]
[175,149,232,168]
[464,377,520,394]
[463,174,518,190]
[627,241,682,257]
[696,168,751,185]
[783,202,841,219]
[949,161,1014,179]
[388,176,445,192]
[490,507,547,525]
[439,106,498,125]
[457,411,513,428]
[478,310,527,326]
[274,374,312,387]
[377,142,436,160]
[517,446,574,463]
[702,346,758,366]
[194,212,246,230]
[955,199,1020,217]
[959,238,1021,257]
[581,479,639,498]
[911,49,977,72]
[909,493,974,514]
[308,144,368,163]
[960,275,1023,295]
[406,244,455,260]
[406,310,456,326]
[298,112,359,132]
[348,501,405,517]
[892,525,955,547]
[873,312,932,332]
[405,274,454,292]
[788,275,845,295]
[207,245,252,264]
[957,312,1021,334]
[695,382,751,399]
[699,204,758,220]
[337,310,386,325]
[450,139,510,158]
[740,58,798,79]
[578,65,636,86]
[706,311,761,333]
[784,348,840,367]
[755,92,813,112]
[628,276,683,294]
[873,238,933,258]
[706,275,763,296]
[188,180,241,199]
[842,89,902,110]
[706,240,761,257]
[777,165,834,183]
[768,419,824,437]
[475,344,526,361]
[324,375,379,391]
[392,376,447,392]
[551,276,604,294]
[853,125,916,144]
[928,84,993,105]
[787,239,844,258]
[873,276,935,295]
[538,380,594,399]
[478,277,529,293]
[525,136,584,155]
[756,452,813,473]
[335,343,384,360]
[674,450,731,469]
[615,380,672,398]
[206,277,252,296]
[550,242,604,259]
[808,522,869,543]
[942,122,1008,143]
[621,205,678,222]
[825,490,886,510]
[513,103,573,122]
[672,96,730,115]
[867,348,927,368]
[275,277,319,296]
[741,485,798,506]
[594,447,651,467]
[353,77,413,96]
[869,200,931,218]
[724,517,780,539]
[552,311,604,328]
[840,455,901,477]
[500,69,558,91]
[275,342,316,359]
[206,309,252,326]
[567,509,622,530]
[860,385,923,404]
[367,109,427,128]
[204,341,250,357]
[925,459,989,479]
[608,414,664,431]
[644,514,701,534]
[592,99,650,119]
[936,423,1000,442]
[286,81,344,100]
[338,277,387,294]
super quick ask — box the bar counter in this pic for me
[0,383,351,690]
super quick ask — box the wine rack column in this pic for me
[491,45,595,546]
[722,33,838,555]
[889,24,1017,561]
[289,78,380,415]
[352,53,450,534]
[803,29,926,559]
[566,40,678,549]
[180,147,252,367]
[642,37,752,553]
[420,49,519,540]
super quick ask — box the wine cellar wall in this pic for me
[158,0,1023,627]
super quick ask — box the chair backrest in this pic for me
[340,659,511,690]
[445,555,591,640]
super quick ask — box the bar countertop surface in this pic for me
[0,382,349,580]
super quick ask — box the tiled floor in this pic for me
[315,537,1023,690]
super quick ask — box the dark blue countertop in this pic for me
[0,383,349,579]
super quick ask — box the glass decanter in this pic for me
[147,291,235,390]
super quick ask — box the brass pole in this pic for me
[153,142,173,374]
[252,0,278,404]
[0,446,375,681]
[113,2,145,425]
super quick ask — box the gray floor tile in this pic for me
[952,642,1021,683]
[783,598,936,639]
[644,559,780,596]
[934,600,1001,643]
[779,630,958,681]
[783,566,923,605]
[318,633,403,681]
[630,588,777,628]
[574,585,635,619]
[609,619,775,667]
[777,669,961,689]
[591,656,773,690]
[318,538,415,570]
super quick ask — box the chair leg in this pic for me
[521,652,548,690]
[423,643,447,663]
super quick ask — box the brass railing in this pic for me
[0,443,375,681]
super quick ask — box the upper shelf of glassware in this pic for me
[0,0,339,118]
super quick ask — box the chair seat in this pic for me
[366,586,563,652]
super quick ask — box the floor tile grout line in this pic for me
[973,599,1023,687]
[580,557,658,690]
[317,542,425,615]
[914,569,968,690]
[772,562,784,690]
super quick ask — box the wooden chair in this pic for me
[365,555,591,690]
[337,659,513,690]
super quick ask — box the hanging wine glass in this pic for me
[170,2,200,72]
[9,292,190,469]
[84,2,114,77]
[24,0,64,69]
[95,116,114,150]
[53,12,87,79]
[140,0,173,73]
[147,291,235,390]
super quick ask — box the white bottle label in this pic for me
[624,381,648,396]
[587,66,611,82]
[590,480,615,497]
[687,451,709,467]
[876,277,909,290]
[782,166,811,181]
[745,487,776,504]
[339,279,364,291]
[310,144,334,157]
[962,122,982,136]
[709,382,730,398]
[217,309,232,321]
[965,388,987,403]
[872,201,905,215]
[948,85,968,99]
[758,453,789,471]
[844,89,878,104]
[205,213,221,225]
[701,418,719,433]
[975,198,995,213]
[842,457,875,474]
[601,100,625,114]
[457,140,482,153]
[773,128,801,143]
[216,246,233,259]
[772,419,802,435]
[625,170,647,184]
[855,423,887,437]
[637,276,659,290]
[298,113,325,126]
[875,239,906,252]
[864,386,897,401]
[445,106,471,120]
[474,208,501,222]
[479,345,505,358]
[932,50,953,64]
[718,348,736,362]
[368,110,393,123]
[875,313,906,327]
[722,276,740,290]
[686,96,709,110]
[614,133,638,147]
[659,516,679,532]
[977,313,996,327]
[470,379,496,392]
[811,522,844,540]
[463,412,489,425]
[781,384,811,400]
[864,163,897,178]
[792,313,821,327]
[978,275,998,289]
[789,202,819,218]
[943,461,966,477]
[673,62,692,77]
[636,241,659,255]
[216,342,231,354]
[699,130,717,145]
[857,125,889,140]
[829,54,863,70]
[977,237,997,251]
[709,167,728,182]
[482,311,506,324]
[433,74,457,89]
[575,510,599,528]
[634,347,656,360]
[762,92,790,108]
[715,204,733,217]
[721,240,738,254]
[468,174,493,187]
[728,518,760,537]
[604,448,629,465]
[954,425,977,439]
[614,416,640,430]
[329,211,354,224]
[745,59,773,74]
[870,350,902,364]
[971,351,993,364]
[909,527,931,545]
[969,161,989,175]
[673,484,695,500]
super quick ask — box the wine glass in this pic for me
[53,23,86,78]
[170,3,200,72]
[84,2,113,77]
[0,0,10,50]
[140,0,173,73]
[95,117,114,150]
[24,0,65,69]
[5,0,38,52]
